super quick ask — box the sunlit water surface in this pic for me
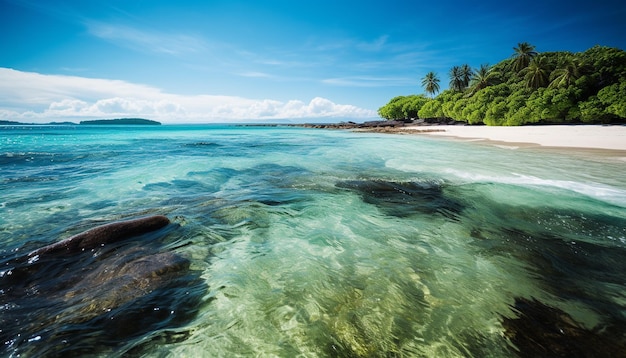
[1,125,625,357]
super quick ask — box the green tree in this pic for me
[505,91,533,125]
[421,72,440,98]
[461,64,473,88]
[418,100,444,119]
[580,46,626,90]
[449,66,465,92]
[578,96,610,123]
[468,63,496,95]
[525,87,580,122]
[377,95,430,120]
[549,58,582,88]
[521,56,550,89]
[597,81,626,118]
[512,42,538,72]
[377,96,406,119]
[484,100,508,126]
[401,95,430,118]
[442,91,465,119]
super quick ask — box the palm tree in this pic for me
[468,63,495,95]
[521,56,550,89]
[512,42,538,72]
[449,66,465,92]
[421,71,440,98]
[549,58,581,88]
[460,64,473,88]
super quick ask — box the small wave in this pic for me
[492,144,520,150]
[183,142,220,147]
[445,169,626,207]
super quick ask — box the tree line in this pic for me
[378,44,626,125]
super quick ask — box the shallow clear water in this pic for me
[1,124,625,357]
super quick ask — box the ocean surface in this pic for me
[1,124,625,357]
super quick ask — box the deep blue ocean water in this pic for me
[1,124,625,357]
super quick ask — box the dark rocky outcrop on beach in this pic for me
[502,297,626,358]
[0,215,206,357]
[301,120,409,129]
[238,119,460,133]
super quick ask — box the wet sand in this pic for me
[386,125,626,151]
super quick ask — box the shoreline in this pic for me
[357,124,626,152]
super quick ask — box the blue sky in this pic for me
[1,0,625,123]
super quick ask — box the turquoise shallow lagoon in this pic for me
[1,124,625,357]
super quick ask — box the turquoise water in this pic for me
[1,124,625,357]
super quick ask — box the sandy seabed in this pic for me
[399,125,626,151]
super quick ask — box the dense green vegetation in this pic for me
[378,44,626,125]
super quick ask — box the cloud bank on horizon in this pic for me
[0,68,376,123]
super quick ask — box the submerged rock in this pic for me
[61,251,191,317]
[502,297,625,358]
[467,201,626,348]
[336,179,464,219]
[27,215,170,258]
[0,215,207,356]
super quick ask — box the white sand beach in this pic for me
[403,125,626,151]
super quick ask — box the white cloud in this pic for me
[0,68,377,123]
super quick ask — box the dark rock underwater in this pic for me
[335,179,626,357]
[0,215,207,357]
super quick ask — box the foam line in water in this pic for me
[444,169,626,207]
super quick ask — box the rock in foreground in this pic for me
[0,215,206,356]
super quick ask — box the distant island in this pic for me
[79,118,161,125]
[0,118,161,126]
[0,120,77,126]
